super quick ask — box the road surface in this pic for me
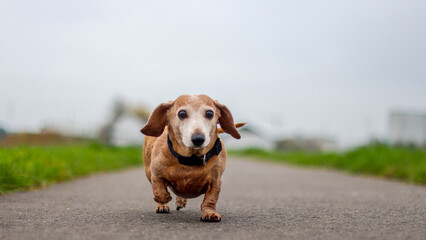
[1,157,425,240]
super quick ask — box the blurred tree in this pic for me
[98,98,150,145]
[111,98,126,122]
[130,105,150,121]
[0,127,7,139]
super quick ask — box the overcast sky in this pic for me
[1,0,426,147]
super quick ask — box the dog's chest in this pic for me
[166,168,210,198]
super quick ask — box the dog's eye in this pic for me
[205,110,214,119]
[178,110,188,119]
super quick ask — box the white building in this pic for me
[389,111,426,147]
[111,116,145,146]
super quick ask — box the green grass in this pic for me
[229,143,426,185]
[0,143,142,194]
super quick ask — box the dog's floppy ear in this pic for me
[140,101,174,137]
[214,101,241,139]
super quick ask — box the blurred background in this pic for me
[1,0,426,150]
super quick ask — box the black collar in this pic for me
[167,135,222,166]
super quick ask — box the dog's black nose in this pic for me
[191,134,205,147]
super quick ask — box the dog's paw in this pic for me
[176,197,187,211]
[155,204,170,214]
[200,211,221,222]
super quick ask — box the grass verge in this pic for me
[229,144,426,185]
[0,143,142,194]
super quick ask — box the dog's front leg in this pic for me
[151,176,172,213]
[200,180,222,222]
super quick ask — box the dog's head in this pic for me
[141,95,240,150]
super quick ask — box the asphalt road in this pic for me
[1,157,425,240]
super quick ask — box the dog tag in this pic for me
[202,155,206,166]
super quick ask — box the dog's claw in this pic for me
[176,197,187,211]
[211,215,220,221]
[201,212,221,222]
[155,205,170,214]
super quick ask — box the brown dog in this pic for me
[140,94,242,222]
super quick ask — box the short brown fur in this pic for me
[141,94,242,222]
